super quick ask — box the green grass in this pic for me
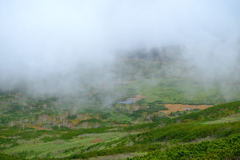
[129,133,240,160]
[3,132,126,159]
[125,78,240,105]
[204,113,240,124]
[108,112,132,124]
[1,101,240,160]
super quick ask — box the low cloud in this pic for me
[0,0,239,96]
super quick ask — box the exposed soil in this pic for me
[37,128,48,130]
[161,104,213,115]
[90,138,104,143]
[128,95,146,101]
[89,152,146,160]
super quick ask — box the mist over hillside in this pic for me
[0,0,240,104]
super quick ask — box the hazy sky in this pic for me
[0,0,239,93]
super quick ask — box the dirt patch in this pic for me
[89,152,147,160]
[90,138,104,143]
[128,95,146,101]
[37,127,48,130]
[160,104,213,115]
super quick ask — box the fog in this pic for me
[0,0,240,98]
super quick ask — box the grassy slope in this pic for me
[3,132,126,159]
[127,78,240,104]
[129,133,240,160]
[205,113,240,124]
[63,101,240,159]
[1,58,240,159]
[1,99,240,159]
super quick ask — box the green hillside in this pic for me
[0,100,240,159]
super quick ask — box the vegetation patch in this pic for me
[205,113,240,124]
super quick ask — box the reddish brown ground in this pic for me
[90,138,104,143]
[37,127,48,130]
[128,95,146,101]
[160,104,213,115]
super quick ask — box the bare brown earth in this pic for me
[160,104,213,115]
[90,138,104,143]
[128,95,146,101]
[89,152,147,160]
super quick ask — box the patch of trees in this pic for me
[129,133,240,160]
[132,121,240,144]
[68,121,240,159]
[0,153,25,160]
